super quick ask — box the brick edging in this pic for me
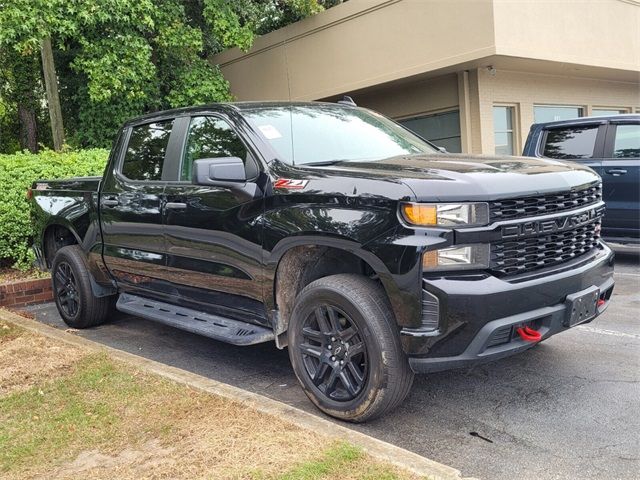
[0,277,53,308]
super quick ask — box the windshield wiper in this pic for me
[300,160,344,166]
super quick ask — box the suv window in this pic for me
[122,121,173,181]
[542,126,598,159]
[612,124,640,158]
[181,116,248,181]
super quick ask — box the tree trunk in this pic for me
[40,37,64,151]
[17,104,38,153]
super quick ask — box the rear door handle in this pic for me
[606,169,627,176]
[165,202,187,210]
[102,198,119,207]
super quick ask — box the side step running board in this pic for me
[116,293,274,346]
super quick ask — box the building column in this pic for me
[457,71,473,154]
[466,68,485,154]
[519,101,535,152]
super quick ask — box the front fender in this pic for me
[262,200,424,331]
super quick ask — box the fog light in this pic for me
[423,244,490,272]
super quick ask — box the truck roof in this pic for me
[532,113,640,129]
[122,101,353,127]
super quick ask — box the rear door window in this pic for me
[612,124,640,158]
[542,126,598,159]
[121,121,173,181]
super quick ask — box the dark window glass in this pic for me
[122,121,173,181]
[181,116,248,181]
[399,110,461,153]
[612,124,640,158]
[543,126,598,159]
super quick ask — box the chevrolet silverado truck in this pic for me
[30,102,615,422]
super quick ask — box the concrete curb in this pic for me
[1,308,476,480]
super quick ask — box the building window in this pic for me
[592,108,629,117]
[493,106,515,155]
[534,105,583,123]
[398,110,461,153]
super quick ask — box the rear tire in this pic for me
[287,274,414,422]
[51,245,115,328]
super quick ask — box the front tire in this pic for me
[51,245,115,328]
[288,274,414,422]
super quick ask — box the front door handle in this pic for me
[606,169,627,176]
[165,202,187,210]
[102,198,119,207]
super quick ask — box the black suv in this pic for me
[31,102,614,421]
[523,114,640,244]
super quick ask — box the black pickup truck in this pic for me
[30,102,615,422]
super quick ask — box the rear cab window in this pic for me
[541,126,598,159]
[121,121,174,181]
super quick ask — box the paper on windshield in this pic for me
[258,125,282,140]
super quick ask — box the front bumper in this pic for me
[405,243,615,373]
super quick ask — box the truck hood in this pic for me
[302,153,601,202]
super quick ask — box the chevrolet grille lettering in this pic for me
[501,209,598,239]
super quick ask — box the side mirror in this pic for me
[193,157,246,185]
[437,146,448,153]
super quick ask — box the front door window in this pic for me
[181,116,249,181]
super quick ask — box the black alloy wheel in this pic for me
[288,274,414,422]
[298,304,368,402]
[54,261,80,317]
[51,245,115,328]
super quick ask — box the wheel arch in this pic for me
[267,236,410,347]
[43,221,116,298]
[42,221,82,269]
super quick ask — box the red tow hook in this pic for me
[597,298,606,307]
[516,326,542,342]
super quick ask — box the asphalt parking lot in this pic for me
[24,252,639,480]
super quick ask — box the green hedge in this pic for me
[0,149,109,270]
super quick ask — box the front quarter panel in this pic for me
[262,164,429,331]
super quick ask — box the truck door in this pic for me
[601,121,640,240]
[100,119,174,293]
[161,115,267,325]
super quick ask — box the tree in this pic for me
[0,0,326,152]
[41,37,64,150]
[0,48,44,153]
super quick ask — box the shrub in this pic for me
[0,149,109,270]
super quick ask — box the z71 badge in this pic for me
[274,179,309,190]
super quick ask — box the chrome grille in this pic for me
[489,183,602,223]
[490,219,600,276]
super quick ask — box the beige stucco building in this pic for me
[211,0,640,155]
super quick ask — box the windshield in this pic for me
[242,105,437,165]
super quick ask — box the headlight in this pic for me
[423,244,490,271]
[400,202,489,227]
